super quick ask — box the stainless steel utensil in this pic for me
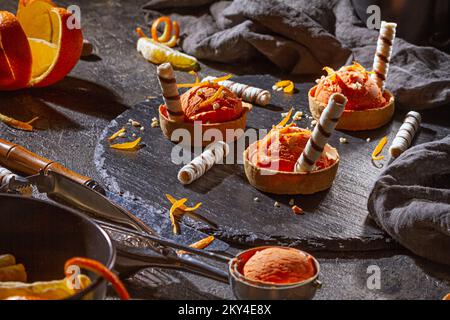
[229,246,322,300]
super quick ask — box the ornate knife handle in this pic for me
[0,138,104,194]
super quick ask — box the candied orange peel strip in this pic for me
[372,136,387,160]
[166,194,202,212]
[0,113,39,132]
[110,137,141,150]
[275,80,292,87]
[108,127,126,142]
[65,257,130,300]
[135,27,147,38]
[166,194,204,234]
[283,82,295,93]
[177,236,215,255]
[274,80,295,93]
[151,16,180,48]
[177,74,232,88]
[199,86,224,108]
[276,108,293,127]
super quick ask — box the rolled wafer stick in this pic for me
[178,141,230,185]
[296,93,347,172]
[157,63,184,122]
[371,21,397,91]
[202,76,271,106]
[389,111,421,158]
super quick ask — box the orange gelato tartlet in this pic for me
[243,247,316,284]
[309,62,394,131]
[159,83,252,146]
[251,124,335,173]
[244,123,339,195]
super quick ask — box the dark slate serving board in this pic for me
[94,76,429,251]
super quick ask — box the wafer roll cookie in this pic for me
[203,76,271,106]
[296,93,347,172]
[178,141,230,185]
[371,21,397,91]
[389,111,421,158]
[157,63,184,122]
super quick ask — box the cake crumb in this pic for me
[131,120,141,127]
[293,111,303,121]
[366,137,371,142]
[254,197,260,202]
[339,137,347,144]
[274,201,280,208]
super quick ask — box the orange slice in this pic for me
[22,6,83,87]
[17,0,56,42]
[0,11,32,90]
[0,0,83,91]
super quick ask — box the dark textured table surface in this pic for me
[1,0,449,299]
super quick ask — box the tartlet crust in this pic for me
[308,86,395,131]
[159,102,252,147]
[243,142,340,195]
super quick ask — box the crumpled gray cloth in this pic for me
[143,0,450,110]
[368,135,450,266]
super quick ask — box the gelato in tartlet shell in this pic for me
[309,86,395,131]
[243,141,339,195]
[159,103,252,147]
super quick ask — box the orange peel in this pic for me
[65,257,130,300]
[107,127,126,142]
[276,108,293,127]
[0,1,83,90]
[0,113,39,131]
[372,136,387,160]
[110,137,141,151]
[177,74,232,88]
[151,16,179,48]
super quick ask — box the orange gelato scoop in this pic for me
[314,62,386,111]
[180,83,243,123]
[243,247,316,284]
[251,124,335,172]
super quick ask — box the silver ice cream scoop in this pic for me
[229,246,322,300]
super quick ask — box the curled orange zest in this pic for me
[110,137,141,150]
[443,293,450,300]
[283,82,295,93]
[190,235,215,249]
[169,198,187,234]
[199,86,224,108]
[276,108,293,127]
[177,74,233,88]
[372,136,387,160]
[160,20,180,47]
[166,194,202,212]
[151,16,172,43]
[135,27,147,38]
[108,127,126,142]
[275,80,292,87]
[0,113,39,132]
[178,236,215,255]
[64,257,130,300]
[151,16,179,47]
